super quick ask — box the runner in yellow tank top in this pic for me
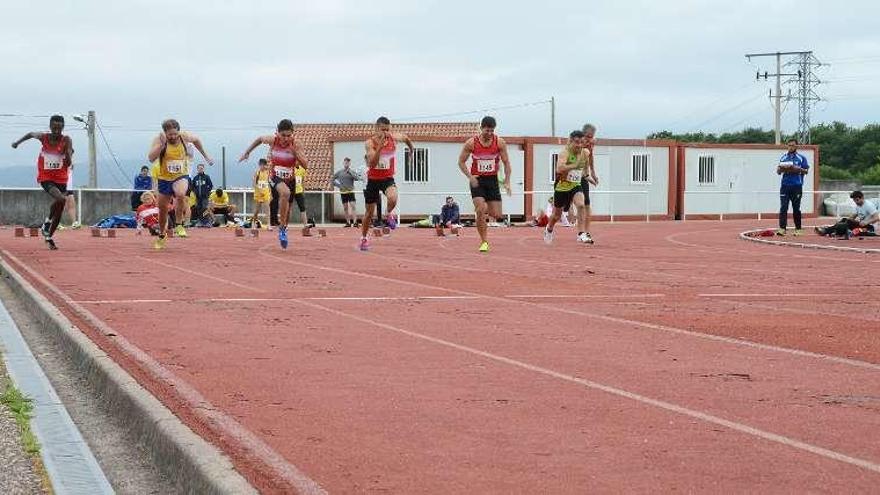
[146,119,213,249]
[249,159,272,233]
[543,130,595,245]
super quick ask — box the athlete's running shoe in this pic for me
[40,220,51,239]
[478,241,489,253]
[45,237,57,250]
[543,227,554,244]
[386,212,398,230]
[775,228,787,236]
[793,229,804,237]
[359,237,370,251]
[175,224,188,238]
[582,232,594,244]
[279,226,288,249]
[153,234,167,250]
[71,221,82,229]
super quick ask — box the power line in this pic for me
[96,122,132,187]
[687,90,767,131]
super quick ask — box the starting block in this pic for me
[235,228,245,237]
[90,228,117,238]
[14,227,40,238]
[371,227,383,237]
[316,229,326,237]
[451,226,461,236]
[250,228,260,238]
[435,225,445,237]
[302,226,313,237]
[382,227,391,235]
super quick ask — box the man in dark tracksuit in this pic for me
[776,139,809,236]
[191,163,213,220]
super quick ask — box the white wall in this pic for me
[683,147,817,216]
[531,143,670,218]
[331,140,526,219]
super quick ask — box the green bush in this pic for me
[860,164,880,185]
[820,165,855,180]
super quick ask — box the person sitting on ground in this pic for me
[434,196,460,234]
[136,191,161,236]
[208,188,237,226]
[814,191,879,237]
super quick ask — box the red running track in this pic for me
[1,220,879,493]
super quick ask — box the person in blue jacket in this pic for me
[131,165,152,210]
[776,138,810,236]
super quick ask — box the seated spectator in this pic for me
[434,196,460,234]
[814,190,879,237]
[208,188,237,226]
[131,165,152,210]
[136,191,161,236]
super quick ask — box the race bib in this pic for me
[166,159,185,174]
[476,159,496,173]
[567,169,583,183]
[43,153,64,170]
[276,167,293,179]
[377,154,393,170]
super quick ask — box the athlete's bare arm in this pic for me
[293,143,309,169]
[10,132,42,148]
[498,137,512,196]
[585,148,598,186]
[555,147,581,174]
[457,138,477,186]
[147,133,166,162]
[395,132,415,153]
[182,132,214,165]
[238,135,274,162]
[365,139,381,169]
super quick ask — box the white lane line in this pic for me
[103,246,880,476]
[1,250,326,495]
[291,246,880,371]
[296,297,880,475]
[698,293,822,298]
[74,294,661,305]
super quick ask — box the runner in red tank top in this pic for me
[457,116,512,253]
[358,116,414,251]
[10,115,74,250]
[239,119,309,249]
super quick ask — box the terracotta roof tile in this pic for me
[291,122,478,189]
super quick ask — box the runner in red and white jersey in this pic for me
[358,116,414,251]
[239,119,309,249]
[457,116,511,253]
[10,115,74,250]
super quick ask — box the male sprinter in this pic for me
[11,115,74,249]
[147,119,213,249]
[358,117,414,251]
[580,123,600,240]
[239,119,309,249]
[543,130,594,244]
[457,116,511,252]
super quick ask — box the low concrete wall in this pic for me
[0,189,335,226]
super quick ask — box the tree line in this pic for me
[647,122,880,185]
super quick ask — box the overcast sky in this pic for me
[2,0,879,184]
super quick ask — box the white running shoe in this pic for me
[577,232,588,243]
[543,227,554,244]
[582,232,594,244]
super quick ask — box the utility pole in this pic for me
[87,111,97,188]
[550,96,556,137]
[221,146,227,188]
[745,51,821,144]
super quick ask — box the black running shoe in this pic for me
[46,238,57,250]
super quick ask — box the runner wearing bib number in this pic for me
[457,116,512,253]
[358,116,414,251]
[544,130,593,245]
[239,119,309,249]
[248,159,272,233]
[11,115,74,250]
[147,119,214,249]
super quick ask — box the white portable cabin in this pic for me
[329,136,677,221]
[678,143,820,220]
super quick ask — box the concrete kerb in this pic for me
[739,229,880,254]
[0,258,256,495]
